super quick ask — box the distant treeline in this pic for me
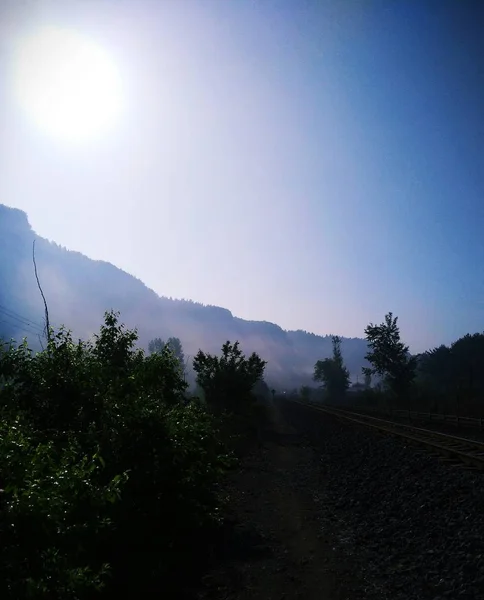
[304,313,484,417]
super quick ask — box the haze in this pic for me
[1,0,483,353]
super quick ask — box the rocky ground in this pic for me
[197,398,484,600]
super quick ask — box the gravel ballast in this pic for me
[280,400,484,600]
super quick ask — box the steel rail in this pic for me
[293,401,484,470]
[342,404,484,431]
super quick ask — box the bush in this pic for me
[0,416,126,599]
[193,340,266,416]
[0,311,232,598]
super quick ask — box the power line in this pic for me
[0,311,44,336]
[0,318,41,339]
[0,303,44,328]
[0,304,44,334]
[0,310,44,337]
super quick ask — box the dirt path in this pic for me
[199,399,361,600]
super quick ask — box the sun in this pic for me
[10,26,124,142]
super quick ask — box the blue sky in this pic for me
[1,0,483,351]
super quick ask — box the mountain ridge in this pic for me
[0,203,369,388]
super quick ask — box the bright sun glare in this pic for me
[11,26,124,142]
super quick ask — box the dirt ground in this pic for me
[197,398,362,600]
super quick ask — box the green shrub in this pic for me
[0,311,232,597]
[0,416,127,599]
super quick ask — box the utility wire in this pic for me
[0,304,44,333]
[0,317,40,338]
[0,302,44,327]
[0,304,43,329]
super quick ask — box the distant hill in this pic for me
[0,203,369,389]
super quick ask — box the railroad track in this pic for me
[294,401,484,471]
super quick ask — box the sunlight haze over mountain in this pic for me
[1,0,483,352]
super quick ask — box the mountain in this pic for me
[0,203,369,389]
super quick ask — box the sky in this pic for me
[1,0,483,352]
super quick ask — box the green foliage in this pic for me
[0,311,231,598]
[147,336,165,354]
[166,336,185,366]
[193,341,266,414]
[416,333,484,414]
[148,336,185,376]
[363,312,417,400]
[313,335,350,401]
[0,416,126,598]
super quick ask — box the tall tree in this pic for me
[363,312,416,401]
[313,335,350,401]
[166,337,185,368]
[148,336,186,378]
[148,337,165,355]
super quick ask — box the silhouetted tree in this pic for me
[313,335,350,401]
[417,333,484,414]
[253,379,271,401]
[193,341,266,414]
[363,312,416,402]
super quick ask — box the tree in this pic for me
[193,341,266,414]
[300,385,311,402]
[148,337,165,354]
[166,337,185,368]
[253,378,271,401]
[417,333,484,414]
[363,312,417,401]
[148,336,185,372]
[313,335,350,401]
[364,370,372,389]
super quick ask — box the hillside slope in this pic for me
[0,204,368,388]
